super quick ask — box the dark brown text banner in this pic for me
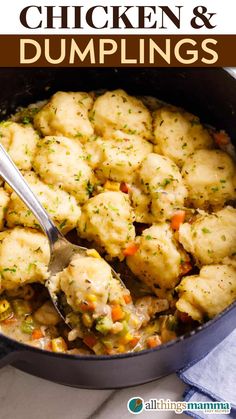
[0,35,235,67]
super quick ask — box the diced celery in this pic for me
[92,342,105,355]
[101,338,113,349]
[21,318,35,334]
[124,311,131,322]
[95,316,113,335]
[166,315,178,331]
[118,320,129,336]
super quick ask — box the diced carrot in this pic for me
[147,335,162,348]
[32,329,44,340]
[83,334,97,349]
[104,348,116,355]
[2,315,18,325]
[129,335,140,348]
[187,217,195,225]
[171,210,186,230]
[213,130,230,146]
[80,301,96,312]
[180,261,192,276]
[123,294,132,304]
[123,243,139,256]
[111,304,125,322]
[178,312,192,323]
[120,182,129,194]
[45,341,52,351]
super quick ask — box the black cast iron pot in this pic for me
[0,67,236,389]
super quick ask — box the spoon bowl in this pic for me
[0,143,124,325]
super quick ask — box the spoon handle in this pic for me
[0,144,63,248]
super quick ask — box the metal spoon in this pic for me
[0,143,123,321]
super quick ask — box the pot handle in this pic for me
[0,338,20,368]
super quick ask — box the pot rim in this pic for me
[0,66,236,362]
[1,291,235,362]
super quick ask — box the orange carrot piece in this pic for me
[123,243,139,256]
[83,334,97,349]
[180,261,192,276]
[179,312,192,323]
[129,336,140,348]
[2,315,18,325]
[120,182,129,194]
[213,130,230,146]
[32,329,44,340]
[123,294,132,304]
[45,341,52,351]
[147,335,162,349]
[80,301,96,312]
[171,210,186,230]
[111,304,125,322]
[105,348,116,355]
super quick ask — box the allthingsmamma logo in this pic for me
[127,397,144,414]
[127,397,231,415]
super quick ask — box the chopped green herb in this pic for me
[86,181,94,195]
[59,220,67,230]
[22,116,31,125]
[202,228,211,234]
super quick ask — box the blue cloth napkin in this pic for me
[178,328,236,419]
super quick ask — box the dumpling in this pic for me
[153,107,213,166]
[176,264,236,322]
[34,91,94,141]
[179,206,236,265]
[0,122,39,170]
[0,228,50,291]
[82,136,105,169]
[33,136,96,204]
[6,171,81,234]
[91,89,153,140]
[94,134,153,183]
[131,153,187,222]
[181,149,236,209]
[49,253,143,355]
[126,224,185,291]
[78,191,135,260]
[128,185,153,224]
[0,188,9,231]
[53,255,112,313]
